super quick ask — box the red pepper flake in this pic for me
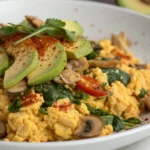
[145,118,149,121]
[22,94,39,107]
[52,102,72,112]
[31,35,58,57]
[116,52,131,60]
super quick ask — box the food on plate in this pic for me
[117,0,150,14]
[0,15,149,142]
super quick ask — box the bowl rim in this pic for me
[0,0,150,146]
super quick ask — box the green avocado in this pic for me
[4,43,38,88]
[64,20,84,36]
[0,47,9,77]
[117,0,150,14]
[27,42,66,85]
[62,37,93,59]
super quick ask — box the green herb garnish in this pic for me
[75,92,89,100]
[101,82,107,91]
[39,106,48,115]
[0,18,76,45]
[8,96,22,112]
[138,88,147,98]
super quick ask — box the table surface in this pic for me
[93,0,150,150]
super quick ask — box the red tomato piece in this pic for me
[76,75,108,98]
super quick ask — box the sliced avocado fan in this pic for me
[0,47,9,77]
[27,42,66,85]
[62,37,93,59]
[117,0,150,14]
[4,41,38,88]
[64,20,84,36]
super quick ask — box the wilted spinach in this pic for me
[35,83,81,114]
[101,68,130,86]
[138,88,147,98]
[87,105,141,132]
[8,96,22,113]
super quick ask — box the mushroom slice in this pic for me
[66,57,89,72]
[74,115,104,138]
[88,59,120,68]
[7,80,27,93]
[142,0,150,4]
[111,32,132,52]
[0,120,6,138]
[135,64,147,70]
[59,69,81,85]
[144,96,150,111]
[25,15,44,28]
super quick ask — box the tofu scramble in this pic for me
[0,16,149,142]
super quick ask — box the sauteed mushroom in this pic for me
[7,80,27,93]
[74,115,104,138]
[135,64,147,70]
[0,120,6,138]
[88,59,120,68]
[25,15,44,28]
[144,96,150,111]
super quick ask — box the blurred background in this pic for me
[79,0,150,15]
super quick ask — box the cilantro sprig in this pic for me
[0,18,77,45]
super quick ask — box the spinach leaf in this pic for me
[8,96,22,112]
[101,68,130,86]
[86,104,110,116]
[39,106,48,115]
[86,41,102,60]
[86,105,141,132]
[35,83,80,108]
[100,116,114,125]
[86,51,97,59]
[112,115,124,131]
[125,117,141,124]
[138,88,147,98]
[101,82,107,91]
[75,92,89,100]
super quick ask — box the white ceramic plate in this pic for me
[0,0,150,150]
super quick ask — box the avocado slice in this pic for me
[4,41,38,88]
[27,42,66,85]
[117,0,150,14]
[0,47,9,77]
[64,20,84,36]
[62,37,93,59]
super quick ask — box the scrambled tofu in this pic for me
[5,92,54,142]
[47,98,80,140]
[1,37,149,142]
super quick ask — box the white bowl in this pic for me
[0,0,150,150]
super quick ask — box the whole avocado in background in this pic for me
[117,0,150,14]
